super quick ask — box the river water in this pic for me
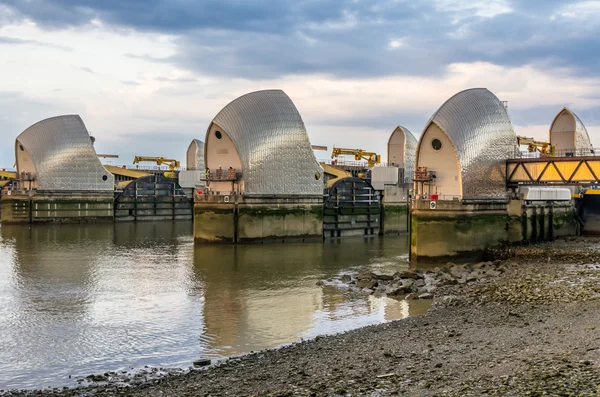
[0,222,429,390]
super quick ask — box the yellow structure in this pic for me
[331,147,381,167]
[132,156,180,178]
[517,136,555,156]
[103,165,150,180]
[0,170,16,188]
[507,157,600,185]
[320,162,352,188]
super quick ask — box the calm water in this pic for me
[0,222,428,390]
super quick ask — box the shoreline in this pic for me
[5,236,600,396]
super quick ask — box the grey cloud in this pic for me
[5,0,599,79]
[79,66,96,74]
[0,35,71,51]
[162,0,600,79]
[124,53,170,62]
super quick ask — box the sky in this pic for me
[1,0,600,168]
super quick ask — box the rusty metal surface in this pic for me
[419,88,516,199]
[206,90,323,196]
[15,115,114,191]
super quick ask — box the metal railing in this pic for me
[318,159,398,168]
[204,169,242,181]
[510,148,600,159]
[109,164,182,171]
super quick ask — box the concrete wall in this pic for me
[382,203,408,235]
[1,195,30,223]
[383,185,409,203]
[1,193,113,224]
[371,167,399,191]
[411,201,509,262]
[410,200,578,263]
[416,123,461,199]
[194,195,323,244]
[237,204,322,243]
[194,202,237,243]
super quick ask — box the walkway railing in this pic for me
[318,159,398,168]
[510,148,600,159]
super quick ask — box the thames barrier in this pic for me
[2,87,597,263]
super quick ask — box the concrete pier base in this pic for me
[382,204,409,235]
[194,195,323,244]
[509,200,578,243]
[410,199,578,263]
[1,191,114,224]
[411,201,509,262]
[380,185,409,235]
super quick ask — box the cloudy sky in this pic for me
[1,0,600,167]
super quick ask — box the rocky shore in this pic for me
[328,259,507,301]
[5,237,600,396]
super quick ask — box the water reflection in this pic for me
[194,244,326,355]
[0,223,428,390]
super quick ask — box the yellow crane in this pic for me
[0,170,16,188]
[331,147,381,167]
[517,136,555,156]
[132,156,180,178]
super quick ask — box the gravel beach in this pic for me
[5,236,600,396]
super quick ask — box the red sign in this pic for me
[430,194,439,200]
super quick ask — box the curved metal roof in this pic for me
[186,139,205,171]
[15,115,114,191]
[206,89,322,196]
[417,88,516,199]
[388,126,418,184]
[550,108,593,151]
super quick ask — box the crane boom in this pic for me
[517,136,555,156]
[133,156,181,169]
[132,156,181,178]
[331,147,381,167]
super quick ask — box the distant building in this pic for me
[414,88,516,200]
[186,139,205,171]
[15,115,114,191]
[387,125,418,184]
[203,89,323,196]
[549,108,593,155]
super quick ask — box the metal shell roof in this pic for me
[418,88,516,199]
[187,139,205,171]
[206,90,323,196]
[550,108,593,151]
[388,126,418,184]
[16,115,114,191]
